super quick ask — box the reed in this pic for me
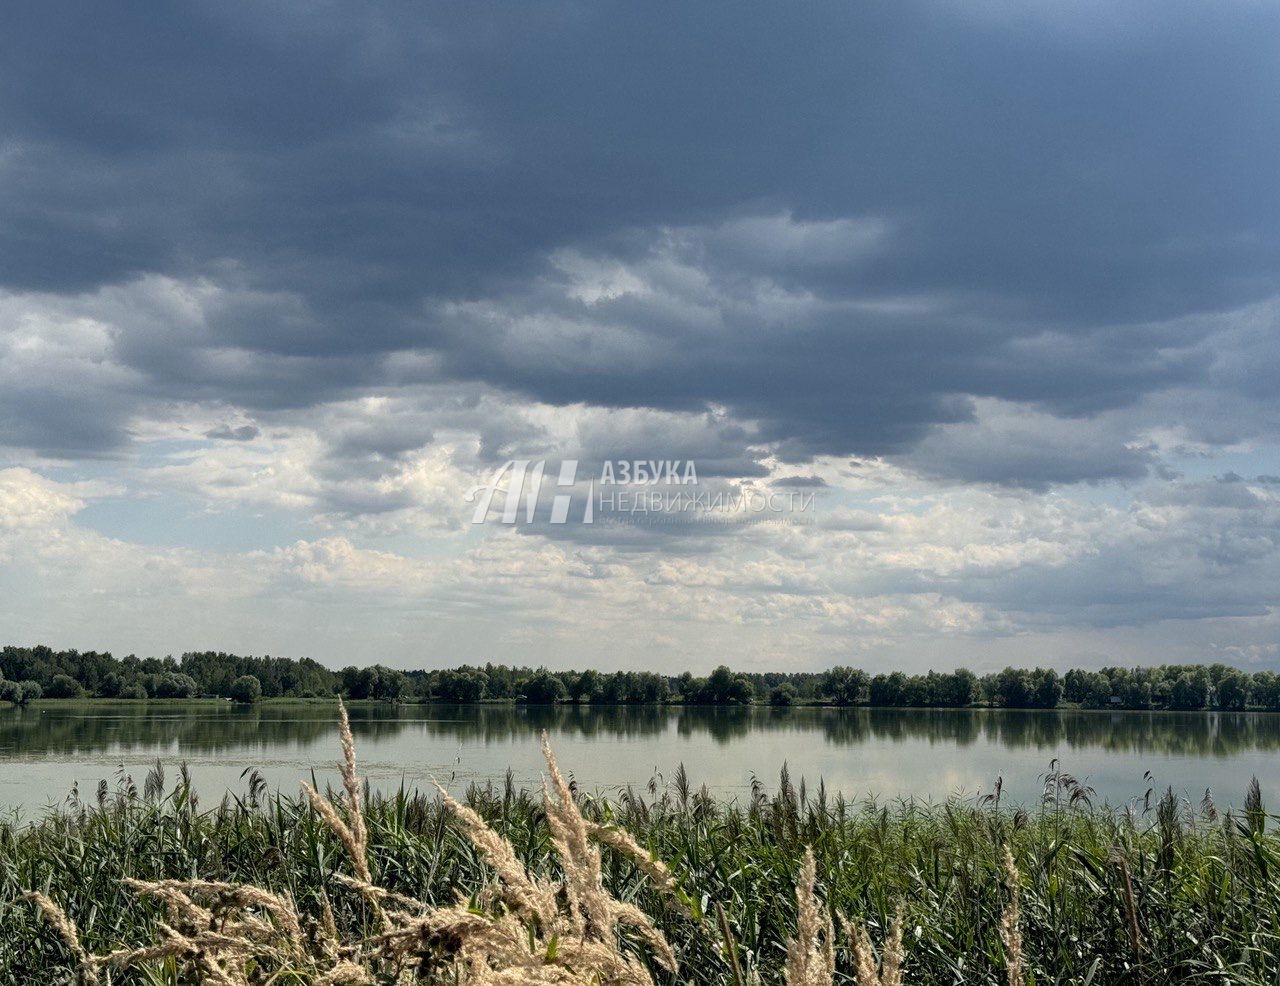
[3,715,1279,983]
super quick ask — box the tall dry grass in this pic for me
[783,847,905,986]
[998,847,1023,986]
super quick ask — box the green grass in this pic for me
[1,763,1278,983]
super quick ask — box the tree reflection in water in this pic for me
[4,701,1280,759]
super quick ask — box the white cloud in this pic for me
[0,467,87,529]
[6,446,1279,673]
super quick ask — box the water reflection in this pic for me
[382,704,1280,759]
[4,702,1280,760]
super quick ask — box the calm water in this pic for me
[2,702,1280,817]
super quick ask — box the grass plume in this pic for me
[999,846,1024,986]
[784,848,835,986]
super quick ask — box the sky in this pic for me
[2,1,1279,674]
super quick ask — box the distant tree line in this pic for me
[4,645,1280,712]
[0,646,333,706]
[1059,664,1277,711]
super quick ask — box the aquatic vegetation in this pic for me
[3,707,1280,983]
[783,848,904,986]
[14,705,679,984]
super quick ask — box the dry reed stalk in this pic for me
[778,846,905,986]
[1110,849,1143,961]
[879,908,904,986]
[841,908,905,986]
[316,958,377,984]
[585,821,678,897]
[845,920,880,986]
[999,846,1024,986]
[784,849,836,986]
[320,887,341,943]
[107,879,306,984]
[334,873,428,913]
[300,699,392,931]
[301,700,373,884]
[123,877,305,952]
[337,701,369,864]
[432,782,558,928]
[543,771,609,934]
[301,784,367,876]
[24,891,100,984]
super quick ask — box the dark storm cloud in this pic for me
[205,424,260,442]
[898,402,1158,490]
[0,385,129,459]
[3,0,1280,478]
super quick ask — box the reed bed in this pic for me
[1,711,1279,983]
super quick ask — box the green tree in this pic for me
[153,672,199,699]
[230,675,263,704]
[98,671,123,698]
[0,680,41,705]
[368,666,409,703]
[1063,668,1092,704]
[1252,671,1280,711]
[989,668,1033,707]
[825,666,868,706]
[572,669,602,703]
[1076,672,1113,708]
[935,669,978,706]
[695,666,755,704]
[634,672,670,704]
[520,670,569,704]
[1215,670,1249,711]
[1029,668,1062,709]
[769,683,797,706]
[342,665,409,703]
[1170,670,1210,710]
[1115,677,1152,710]
[478,663,514,699]
[869,672,906,706]
[46,674,83,699]
[901,675,932,707]
[435,669,487,703]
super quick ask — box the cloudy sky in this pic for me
[2,1,1279,673]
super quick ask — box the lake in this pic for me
[2,701,1279,818]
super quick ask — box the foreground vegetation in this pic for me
[6,643,1280,712]
[4,715,1280,982]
